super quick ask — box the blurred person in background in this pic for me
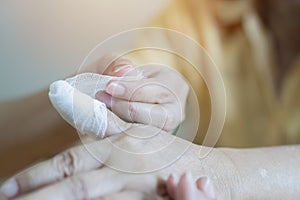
[0,0,299,199]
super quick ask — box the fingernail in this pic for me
[0,178,18,198]
[198,177,216,199]
[113,64,133,73]
[106,82,125,95]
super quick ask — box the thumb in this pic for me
[49,80,131,139]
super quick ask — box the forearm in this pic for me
[219,145,300,199]
[0,90,79,178]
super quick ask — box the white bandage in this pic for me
[49,72,142,138]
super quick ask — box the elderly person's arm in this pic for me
[1,128,299,199]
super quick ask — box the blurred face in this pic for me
[254,0,300,84]
[255,0,300,54]
[199,0,300,70]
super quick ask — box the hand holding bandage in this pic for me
[49,72,143,138]
[49,56,189,138]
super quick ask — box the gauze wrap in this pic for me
[49,72,142,138]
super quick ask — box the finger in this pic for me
[0,143,103,199]
[13,168,114,200]
[14,168,158,200]
[166,173,179,199]
[96,92,172,131]
[176,173,211,200]
[102,56,135,77]
[82,54,134,75]
[103,57,134,76]
[196,177,216,199]
[105,78,175,104]
[176,172,194,200]
[49,79,133,138]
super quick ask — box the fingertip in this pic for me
[196,177,216,199]
[167,173,178,199]
[167,174,174,185]
[180,172,192,185]
[176,172,194,200]
[106,82,126,96]
[168,173,179,184]
[0,178,18,199]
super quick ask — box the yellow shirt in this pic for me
[128,0,300,147]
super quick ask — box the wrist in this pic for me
[193,146,242,199]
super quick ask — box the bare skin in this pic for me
[0,126,299,199]
[1,54,300,199]
[0,56,188,179]
[0,0,299,199]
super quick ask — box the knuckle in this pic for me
[68,176,89,199]
[51,149,78,179]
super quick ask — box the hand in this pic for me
[0,126,231,200]
[63,55,189,137]
[0,130,167,199]
[166,173,216,200]
[96,57,189,132]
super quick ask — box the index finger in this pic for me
[13,168,160,200]
[105,79,176,104]
[0,142,103,199]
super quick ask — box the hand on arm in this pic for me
[1,129,218,199]
[2,56,299,199]
[1,128,299,200]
